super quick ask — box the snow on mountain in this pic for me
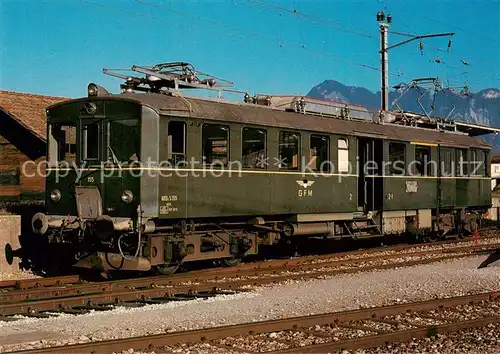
[482,89,500,99]
[306,80,500,150]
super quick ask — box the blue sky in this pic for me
[1,0,499,100]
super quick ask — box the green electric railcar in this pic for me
[30,63,493,274]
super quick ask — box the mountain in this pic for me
[307,80,500,151]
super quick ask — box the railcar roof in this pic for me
[49,92,491,150]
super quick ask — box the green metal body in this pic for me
[44,97,491,222]
[35,93,492,272]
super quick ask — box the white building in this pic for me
[491,161,500,190]
[487,158,500,221]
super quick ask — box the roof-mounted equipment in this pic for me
[102,62,234,95]
[248,94,375,122]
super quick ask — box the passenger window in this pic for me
[441,150,453,177]
[168,121,186,165]
[310,135,329,172]
[388,142,405,175]
[471,150,478,175]
[83,122,99,161]
[278,131,300,170]
[338,138,349,173]
[202,123,229,165]
[242,127,266,169]
[456,149,468,176]
[415,145,431,176]
[471,150,486,176]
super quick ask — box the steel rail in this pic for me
[1,241,497,304]
[0,275,80,290]
[1,230,495,293]
[0,245,495,312]
[0,246,496,316]
[17,291,500,354]
[273,316,500,353]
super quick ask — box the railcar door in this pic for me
[439,147,456,208]
[357,138,383,213]
[455,148,469,207]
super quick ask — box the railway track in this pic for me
[0,237,498,320]
[1,229,496,293]
[15,291,500,353]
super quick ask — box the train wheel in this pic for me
[153,264,179,275]
[220,257,242,267]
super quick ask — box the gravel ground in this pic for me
[205,251,480,284]
[309,237,500,264]
[131,323,500,354]
[0,254,499,352]
[354,323,500,354]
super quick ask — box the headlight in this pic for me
[88,83,110,97]
[121,190,133,203]
[87,83,98,97]
[50,189,61,202]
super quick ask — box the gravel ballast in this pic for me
[356,323,500,354]
[0,254,499,352]
[133,323,500,354]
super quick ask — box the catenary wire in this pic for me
[131,0,411,79]
[239,0,374,39]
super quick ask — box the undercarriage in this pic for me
[28,204,486,276]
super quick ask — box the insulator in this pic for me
[299,96,306,109]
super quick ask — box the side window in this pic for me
[471,150,478,175]
[278,131,300,170]
[310,135,329,172]
[202,123,229,166]
[456,149,468,176]
[483,151,489,177]
[415,145,431,176]
[338,138,349,172]
[83,122,100,161]
[441,150,453,177]
[388,142,405,175]
[242,127,266,169]
[470,149,485,176]
[168,121,186,165]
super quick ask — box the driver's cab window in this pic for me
[83,122,100,161]
[49,123,77,164]
[168,121,186,165]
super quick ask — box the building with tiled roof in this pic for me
[0,90,68,201]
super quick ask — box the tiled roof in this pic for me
[0,90,69,140]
